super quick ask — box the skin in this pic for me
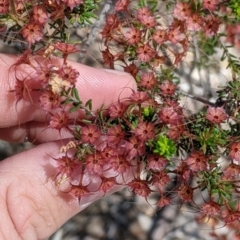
[0,54,136,240]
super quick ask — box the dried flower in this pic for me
[157,196,171,209]
[128,179,151,198]
[178,184,194,202]
[201,201,221,216]
[152,171,170,192]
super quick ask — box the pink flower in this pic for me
[69,183,90,203]
[173,2,191,21]
[101,48,114,69]
[159,107,180,124]
[137,44,155,62]
[57,64,79,85]
[128,179,151,198]
[167,124,184,140]
[39,91,60,110]
[160,80,177,95]
[137,7,152,21]
[178,184,193,202]
[115,0,130,12]
[229,142,240,162]
[13,78,28,101]
[21,23,43,44]
[223,163,240,180]
[124,27,142,45]
[147,155,168,171]
[33,5,49,25]
[85,153,105,174]
[202,0,219,11]
[99,176,117,193]
[62,0,83,10]
[168,27,185,44]
[186,13,203,32]
[139,15,156,28]
[157,196,171,208]
[201,201,221,216]
[140,72,157,89]
[153,29,167,44]
[206,106,228,124]
[54,42,79,55]
[0,0,9,13]
[106,14,119,29]
[50,110,69,130]
[130,91,149,104]
[134,122,155,141]
[109,101,127,118]
[35,65,54,86]
[107,125,125,145]
[124,63,139,78]
[55,156,82,177]
[152,171,170,192]
[109,155,131,174]
[186,151,207,172]
[204,16,220,37]
[81,125,101,144]
[125,136,145,160]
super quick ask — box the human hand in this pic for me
[0,54,136,240]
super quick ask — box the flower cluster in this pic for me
[0,0,98,48]
[2,0,240,238]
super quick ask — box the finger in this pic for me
[0,54,136,128]
[0,122,72,143]
[0,142,124,239]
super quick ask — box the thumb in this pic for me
[0,142,123,240]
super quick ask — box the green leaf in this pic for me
[153,135,176,159]
[72,88,80,102]
[85,99,92,111]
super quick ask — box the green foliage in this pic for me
[199,169,234,204]
[198,127,228,154]
[229,0,240,20]
[153,135,176,159]
[142,106,155,121]
[72,0,100,25]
